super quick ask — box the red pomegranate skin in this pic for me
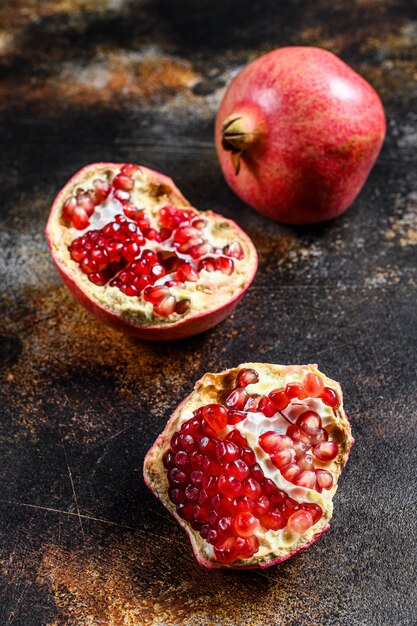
[215,47,386,224]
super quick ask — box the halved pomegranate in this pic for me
[144,363,354,569]
[46,163,257,340]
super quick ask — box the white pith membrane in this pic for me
[144,363,354,569]
[47,163,257,327]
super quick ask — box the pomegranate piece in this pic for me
[144,363,354,569]
[215,47,386,224]
[46,163,257,340]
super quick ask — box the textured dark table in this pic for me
[0,1,416,625]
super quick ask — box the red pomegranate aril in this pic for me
[316,469,334,490]
[225,388,248,410]
[216,441,240,462]
[163,450,175,469]
[302,503,323,524]
[321,387,340,408]
[202,475,218,496]
[259,432,292,454]
[227,410,246,425]
[214,536,239,563]
[242,478,261,500]
[270,490,287,506]
[190,451,204,469]
[297,454,314,471]
[170,433,182,453]
[234,512,258,538]
[215,256,234,275]
[293,440,308,458]
[143,285,170,305]
[268,388,290,410]
[121,164,140,176]
[204,457,224,476]
[202,404,228,432]
[260,510,285,531]
[180,434,195,452]
[217,516,235,536]
[168,487,184,504]
[224,240,244,260]
[184,484,199,501]
[294,470,317,489]
[176,263,199,283]
[72,207,90,230]
[226,430,248,447]
[288,510,314,534]
[198,258,216,272]
[224,459,249,481]
[282,498,299,520]
[154,295,176,317]
[174,451,190,469]
[234,496,254,513]
[249,464,264,482]
[193,502,211,523]
[236,368,259,387]
[241,448,256,466]
[175,299,191,315]
[271,448,296,469]
[244,395,261,412]
[261,478,278,497]
[169,468,187,486]
[191,218,208,230]
[190,470,203,487]
[313,441,339,462]
[198,436,217,457]
[312,429,329,445]
[218,474,243,498]
[239,535,260,558]
[303,373,324,398]
[286,423,311,445]
[206,529,218,545]
[254,495,269,517]
[258,397,277,417]
[281,464,301,482]
[285,382,307,400]
[200,524,210,539]
[298,411,322,436]
[113,173,134,191]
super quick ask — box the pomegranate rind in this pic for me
[46,163,258,340]
[144,363,354,569]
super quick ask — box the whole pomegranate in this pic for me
[46,163,257,340]
[215,47,386,224]
[144,363,354,568]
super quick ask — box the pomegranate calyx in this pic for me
[221,114,262,175]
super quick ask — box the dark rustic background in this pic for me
[0,1,416,625]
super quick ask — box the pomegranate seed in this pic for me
[298,411,322,435]
[302,503,323,524]
[184,484,199,501]
[198,436,217,457]
[287,510,314,534]
[202,404,228,432]
[169,468,187,485]
[286,423,311,445]
[168,487,184,504]
[72,207,90,230]
[303,373,324,398]
[175,451,190,469]
[258,397,277,417]
[254,495,269,517]
[271,448,296,469]
[234,496,254,513]
[297,454,314,470]
[285,382,307,400]
[224,459,249,481]
[170,433,182,452]
[190,470,203,487]
[206,529,218,545]
[293,440,308,458]
[225,388,248,410]
[223,240,244,260]
[189,242,213,258]
[113,173,134,191]
[202,476,218,496]
[175,299,191,315]
[218,474,243,498]
[236,368,259,387]
[62,196,77,220]
[241,448,256,466]
[260,510,285,530]
[121,164,140,176]
[270,490,287,506]
[163,451,175,469]
[191,218,207,230]
[154,295,176,317]
[321,387,339,407]
[313,441,339,462]
[316,469,334,490]
[176,263,199,283]
[294,470,317,489]
[226,430,247,447]
[244,395,262,412]
[190,451,204,469]
[176,501,196,522]
[312,428,329,445]
[268,388,290,410]
[234,512,258,538]
[214,537,239,563]
[259,432,292,454]
[249,463,264,482]
[216,441,240,462]
[282,498,299,519]
[239,536,259,558]
[143,285,170,305]
[242,478,261,500]
[261,478,278,497]
[204,457,223,476]
[198,258,216,272]
[215,256,234,275]
[227,410,246,425]
[281,464,301,482]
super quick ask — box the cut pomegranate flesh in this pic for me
[46,163,257,339]
[144,364,354,569]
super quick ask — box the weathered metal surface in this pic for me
[0,1,416,624]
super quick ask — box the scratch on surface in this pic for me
[7,501,186,547]
[60,433,85,544]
